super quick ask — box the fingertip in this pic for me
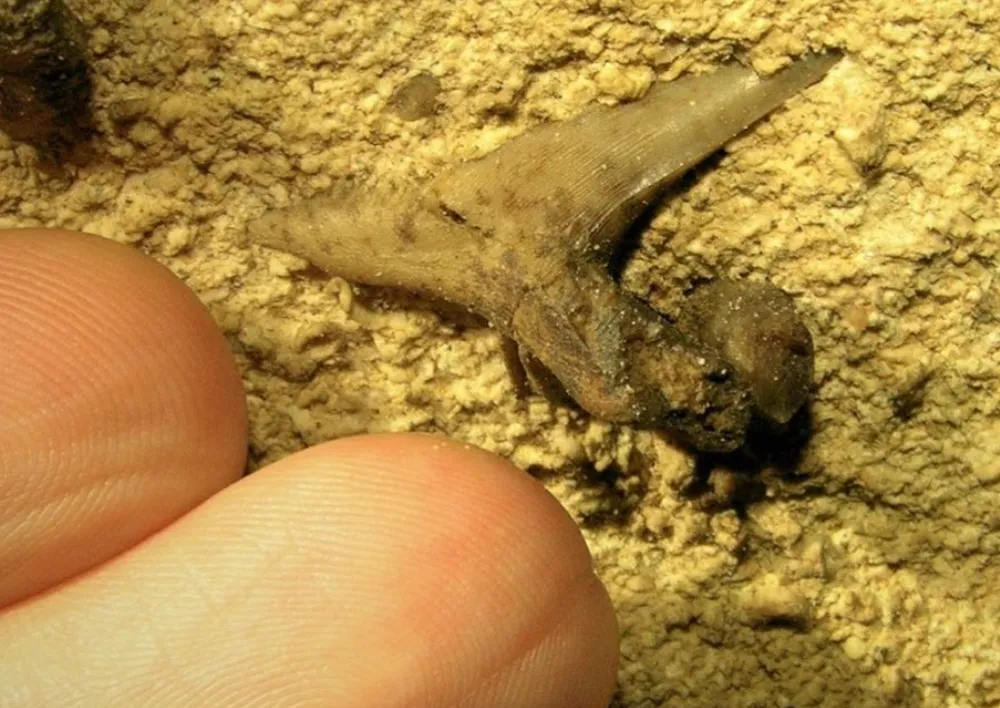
[2,433,618,707]
[206,432,622,707]
[248,434,620,706]
[0,228,247,606]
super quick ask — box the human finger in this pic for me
[0,229,247,608]
[1,434,619,707]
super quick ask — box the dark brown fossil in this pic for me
[249,53,839,452]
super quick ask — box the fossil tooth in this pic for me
[248,52,839,451]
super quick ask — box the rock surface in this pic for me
[1,1,998,705]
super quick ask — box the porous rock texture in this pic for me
[1,1,998,706]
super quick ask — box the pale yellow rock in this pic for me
[2,0,1000,706]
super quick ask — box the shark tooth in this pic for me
[248,52,839,451]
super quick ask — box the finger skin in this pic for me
[0,229,248,608]
[0,435,620,708]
